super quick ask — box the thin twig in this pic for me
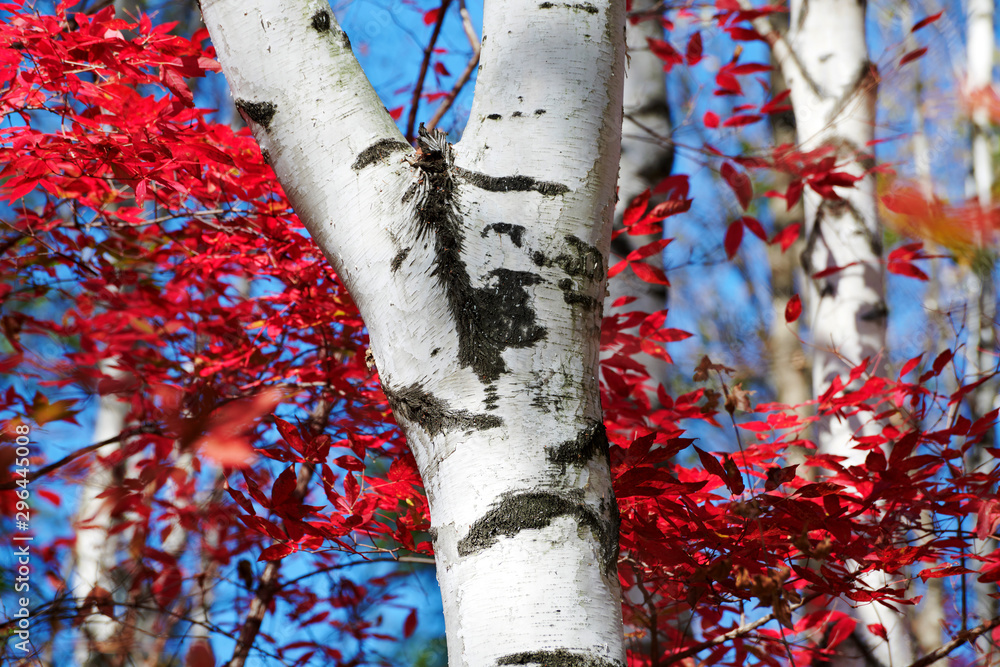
[0,426,157,491]
[85,0,115,13]
[279,555,434,590]
[662,594,818,663]
[907,618,1000,667]
[734,0,821,98]
[424,0,480,132]
[456,0,478,50]
[226,400,334,667]
[622,112,674,149]
[424,51,479,132]
[405,0,453,142]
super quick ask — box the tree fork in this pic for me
[201,0,628,663]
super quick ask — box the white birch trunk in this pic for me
[200,1,627,664]
[966,1,999,661]
[606,0,673,400]
[72,363,130,665]
[965,0,996,425]
[766,4,810,433]
[782,2,911,665]
[968,0,994,214]
[617,0,672,220]
[784,0,886,461]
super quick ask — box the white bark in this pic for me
[782,2,909,666]
[617,2,672,221]
[766,4,810,433]
[784,0,886,462]
[200,1,627,665]
[968,0,994,213]
[72,363,130,665]
[964,0,996,422]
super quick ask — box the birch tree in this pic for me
[765,3,810,439]
[200,1,628,664]
[765,1,911,665]
[607,0,674,402]
[71,363,130,666]
[966,1,998,661]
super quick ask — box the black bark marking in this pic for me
[454,166,568,196]
[534,109,547,115]
[458,490,619,574]
[554,236,604,281]
[384,382,503,437]
[407,125,548,383]
[538,2,599,12]
[481,223,525,248]
[310,9,331,32]
[467,269,547,379]
[352,139,411,171]
[547,422,609,472]
[235,99,277,130]
[431,347,441,356]
[558,278,599,311]
[390,247,410,272]
[486,113,502,120]
[861,301,889,322]
[498,650,625,667]
[530,236,604,280]
[533,236,605,311]
[334,28,351,49]
[484,384,499,410]
[512,111,524,117]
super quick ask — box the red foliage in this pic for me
[0,4,425,664]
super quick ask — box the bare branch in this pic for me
[0,426,157,491]
[906,618,1000,667]
[425,51,479,132]
[735,0,821,97]
[226,400,334,667]
[405,0,454,142]
[662,595,818,663]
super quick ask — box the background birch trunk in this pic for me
[72,4,217,663]
[201,1,628,664]
[781,2,910,665]
[966,0,998,662]
[765,2,810,454]
[903,6,945,655]
[72,362,130,667]
[606,0,674,403]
